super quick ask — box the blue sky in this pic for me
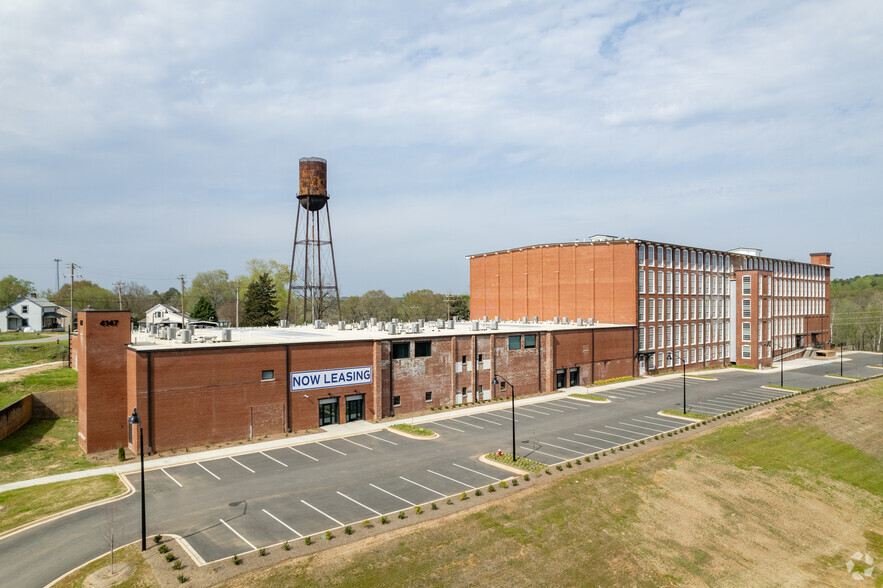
[1,0,880,296]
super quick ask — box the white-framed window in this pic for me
[658,298,664,321]
[691,323,697,344]
[657,246,663,267]
[638,244,646,265]
[638,270,645,294]
[674,298,681,320]
[666,298,672,321]
[675,272,681,294]
[648,298,655,322]
[742,275,751,295]
[742,322,751,342]
[742,298,751,318]
[674,324,680,346]
[704,253,710,269]
[666,247,673,267]
[674,249,680,268]
[691,298,696,319]
[648,270,655,294]
[648,326,655,349]
[690,250,696,269]
[741,345,751,359]
[698,346,704,362]
[648,245,655,266]
[657,271,664,293]
[639,327,645,350]
[648,352,655,369]
[683,298,689,320]
[638,298,645,322]
[698,274,704,295]
[691,347,697,363]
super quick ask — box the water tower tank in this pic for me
[298,157,328,211]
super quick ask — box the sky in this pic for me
[1,0,881,297]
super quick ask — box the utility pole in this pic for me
[54,258,62,293]
[178,275,186,329]
[235,280,241,328]
[114,282,123,310]
[68,262,79,368]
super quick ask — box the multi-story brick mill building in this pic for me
[468,235,832,374]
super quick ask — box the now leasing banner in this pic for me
[290,366,373,392]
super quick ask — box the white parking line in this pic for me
[427,469,472,488]
[219,518,256,551]
[197,462,221,480]
[605,424,647,437]
[594,428,636,441]
[558,436,604,450]
[511,409,536,418]
[630,419,672,431]
[545,401,578,410]
[316,441,347,456]
[289,446,319,461]
[400,476,447,497]
[556,398,589,408]
[483,412,518,422]
[261,451,288,467]
[342,437,373,450]
[536,440,584,455]
[369,483,416,506]
[263,509,303,537]
[526,448,568,461]
[365,433,397,445]
[465,414,503,425]
[161,468,183,487]
[518,406,551,416]
[452,463,498,481]
[449,418,483,429]
[229,457,255,473]
[699,398,744,409]
[620,421,662,433]
[337,491,382,516]
[641,415,685,425]
[575,432,618,446]
[533,404,564,413]
[430,421,465,433]
[301,499,345,526]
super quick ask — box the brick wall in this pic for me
[0,395,32,442]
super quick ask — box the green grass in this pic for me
[0,342,68,370]
[0,475,125,535]
[0,332,55,343]
[49,542,157,588]
[0,367,77,409]
[661,409,712,420]
[0,418,100,485]
[593,376,634,386]
[568,393,609,401]
[686,374,716,380]
[389,423,434,436]
[729,364,757,370]
[484,452,547,472]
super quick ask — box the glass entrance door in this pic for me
[345,397,364,422]
[556,369,566,389]
[319,401,338,426]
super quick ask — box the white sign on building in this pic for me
[290,366,373,392]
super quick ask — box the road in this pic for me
[1,352,879,587]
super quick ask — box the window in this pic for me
[414,341,431,357]
[657,271,664,293]
[742,275,751,295]
[690,250,696,268]
[638,270,645,294]
[648,270,655,293]
[674,249,680,268]
[657,246,663,266]
[638,244,645,265]
[742,322,751,342]
[657,298,664,321]
[639,327,645,349]
[658,327,664,348]
[666,298,672,321]
[393,396,401,407]
[21,304,28,314]
[741,345,751,359]
[508,336,521,350]
[648,298,655,321]
[425,391,432,402]
[648,326,655,349]
[665,247,673,267]
[648,245,655,265]
[392,342,410,359]
[742,298,751,319]
[674,272,680,294]
[524,334,537,348]
[638,299,645,322]
[261,370,274,381]
[675,298,681,320]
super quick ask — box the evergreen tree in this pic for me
[191,295,217,322]
[242,272,278,326]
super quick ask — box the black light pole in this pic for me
[666,351,686,414]
[492,375,516,460]
[128,408,146,551]
[840,343,844,377]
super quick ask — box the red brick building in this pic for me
[469,236,832,374]
[73,315,636,454]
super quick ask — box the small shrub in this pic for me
[667,432,672,437]
[177,573,188,583]
[282,540,290,551]
[232,554,241,565]
[475,488,483,497]
[362,520,371,528]
[117,447,126,461]
[414,505,422,514]
[611,448,616,453]
[431,502,438,510]
[446,498,453,505]
[511,479,519,486]
[545,468,552,475]
[345,525,353,535]
[304,536,312,545]
[575,459,581,465]
[324,530,333,540]
[165,553,176,562]
[259,547,267,556]
[640,440,645,445]
[565,461,572,468]
[500,480,508,488]
[460,492,467,501]
[153,534,162,544]
[619,445,624,451]
[523,474,530,481]
[158,544,169,554]
[172,560,182,570]
[488,484,495,492]
[398,511,405,519]
[381,516,389,525]
[556,464,563,471]
[594,453,599,460]
[654,435,659,440]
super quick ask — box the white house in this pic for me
[0,294,68,333]
[141,304,218,330]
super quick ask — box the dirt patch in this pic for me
[0,363,60,383]
[83,563,134,587]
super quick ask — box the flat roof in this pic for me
[129,318,632,351]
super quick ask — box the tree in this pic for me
[191,296,218,321]
[0,275,34,306]
[399,289,446,321]
[242,272,278,326]
[190,270,233,314]
[359,290,396,321]
[238,259,293,322]
[51,280,116,310]
[120,282,154,323]
[448,294,470,320]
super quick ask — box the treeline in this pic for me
[1,262,469,326]
[831,274,883,351]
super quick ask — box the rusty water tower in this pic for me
[285,157,341,324]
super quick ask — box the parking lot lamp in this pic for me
[840,342,844,377]
[666,351,687,414]
[492,375,516,460]
[128,408,146,551]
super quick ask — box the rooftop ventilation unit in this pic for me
[181,330,192,344]
[221,329,232,342]
[471,321,479,331]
